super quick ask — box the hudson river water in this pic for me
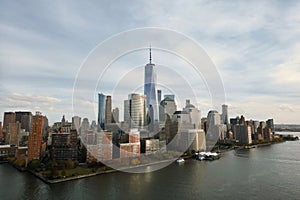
[1,132,299,200]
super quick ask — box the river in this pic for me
[1,132,299,200]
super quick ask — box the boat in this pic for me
[197,152,220,161]
[176,158,185,163]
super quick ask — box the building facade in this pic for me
[28,113,45,160]
[144,48,159,122]
[98,93,106,130]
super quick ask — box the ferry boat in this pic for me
[176,158,185,163]
[197,152,220,161]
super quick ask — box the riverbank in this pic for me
[27,158,176,184]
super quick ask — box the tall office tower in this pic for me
[183,99,201,129]
[266,119,274,133]
[207,110,221,126]
[28,112,45,160]
[157,90,162,103]
[159,96,177,122]
[206,110,226,140]
[144,48,159,122]
[112,107,119,123]
[7,122,21,146]
[234,124,252,144]
[72,116,81,131]
[128,93,146,129]
[15,111,32,132]
[105,96,112,124]
[98,93,106,130]
[221,104,229,125]
[3,112,16,132]
[124,100,130,128]
[81,118,90,135]
[0,122,3,140]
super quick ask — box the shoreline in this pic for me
[28,158,176,184]
[4,138,296,184]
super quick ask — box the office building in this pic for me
[98,93,106,130]
[51,129,78,161]
[234,124,252,144]
[28,112,46,160]
[128,93,146,129]
[0,122,3,141]
[112,107,119,123]
[7,122,21,146]
[72,116,81,131]
[221,104,229,125]
[105,95,112,124]
[120,129,140,158]
[144,48,159,122]
[266,119,275,133]
[15,111,32,132]
[86,130,113,162]
[159,96,177,122]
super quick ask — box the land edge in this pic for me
[27,158,177,184]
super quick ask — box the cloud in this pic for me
[0,0,300,124]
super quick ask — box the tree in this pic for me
[28,159,41,170]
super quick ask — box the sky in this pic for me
[0,0,300,124]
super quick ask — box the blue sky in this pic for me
[1,0,300,124]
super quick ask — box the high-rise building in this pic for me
[144,48,159,122]
[266,119,274,133]
[72,116,81,131]
[112,107,119,123]
[80,118,90,143]
[7,122,21,146]
[15,111,32,132]
[206,110,226,140]
[128,93,146,129]
[157,90,162,103]
[221,104,229,125]
[3,112,16,141]
[51,129,78,161]
[183,99,201,129]
[98,93,106,130]
[234,124,252,144]
[105,96,112,124]
[159,96,177,122]
[0,122,3,141]
[28,112,45,160]
[86,130,113,162]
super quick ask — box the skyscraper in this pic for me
[157,90,162,103]
[128,93,146,129]
[15,111,32,132]
[221,104,229,125]
[105,96,112,124]
[112,107,119,123]
[98,93,106,130]
[144,48,159,122]
[72,116,81,131]
[28,112,45,160]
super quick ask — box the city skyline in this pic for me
[1,1,300,124]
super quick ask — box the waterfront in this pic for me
[1,132,299,200]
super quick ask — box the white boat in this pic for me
[197,152,220,161]
[176,158,185,163]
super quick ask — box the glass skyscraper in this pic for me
[98,93,106,130]
[144,48,159,123]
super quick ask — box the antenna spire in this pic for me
[149,45,152,64]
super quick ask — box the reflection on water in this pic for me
[1,132,300,200]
